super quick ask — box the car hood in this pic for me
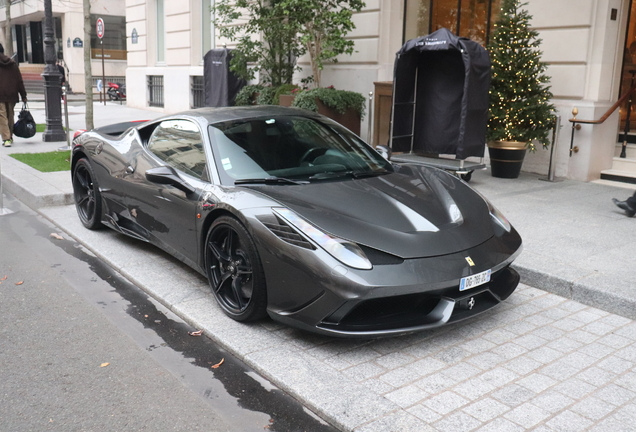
[245,165,495,259]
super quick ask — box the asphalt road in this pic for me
[0,196,338,432]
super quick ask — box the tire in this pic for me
[460,171,473,182]
[204,216,267,322]
[72,158,104,230]
[107,90,117,101]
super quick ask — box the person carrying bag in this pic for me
[0,43,27,147]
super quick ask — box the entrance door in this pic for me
[29,21,44,64]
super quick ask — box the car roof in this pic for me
[167,105,323,125]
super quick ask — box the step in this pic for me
[24,82,44,94]
[21,72,43,80]
[600,168,636,185]
[18,63,46,74]
[609,155,636,172]
[614,143,636,158]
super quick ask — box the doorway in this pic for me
[620,0,636,133]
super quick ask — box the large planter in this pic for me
[487,140,529,178]
[315,100,361,135]
[280,95,362,135]
[279,94,295,107]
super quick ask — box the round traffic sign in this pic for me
[96,18,105,39]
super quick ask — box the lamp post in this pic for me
[42,0,66,142]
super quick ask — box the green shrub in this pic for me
[255,86,279,105]
[234,84,264,106]
[273,84,300,104]
[291,87,365,118]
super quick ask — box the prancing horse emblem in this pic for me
[465,256,475,266]
[468,297,476,310]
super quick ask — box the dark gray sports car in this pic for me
[71,106,522,337]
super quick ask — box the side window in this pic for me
[147,119,208,180]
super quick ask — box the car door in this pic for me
[123,118,209,265]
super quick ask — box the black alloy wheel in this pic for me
[72,158,103,230]
[205,216,267,322]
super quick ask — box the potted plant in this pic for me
[291,86,365,134]
[487,0,555,178]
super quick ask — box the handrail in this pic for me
[568,70,636,157]
[569,82,636,125]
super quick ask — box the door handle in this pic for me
[126,165,135,174]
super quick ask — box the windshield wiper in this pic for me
[309,169,390,181]
[350,169,391,179]
[234,176,309,185]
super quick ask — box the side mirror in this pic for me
[145,166,195,194]
[375,145,392,160]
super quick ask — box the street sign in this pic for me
[96,80,103,92]
[96,18,105,39]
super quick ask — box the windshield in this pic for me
[208,116,392,185]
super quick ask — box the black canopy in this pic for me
[203,48,246,107]
[391,28,491,159]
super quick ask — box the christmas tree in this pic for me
[487,0,555,151]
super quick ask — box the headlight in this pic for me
[489,204,511,232]
[273,208,373,270]
[470,188,511,232]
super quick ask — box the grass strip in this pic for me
[36,124,68,133]
[10,150,71,172]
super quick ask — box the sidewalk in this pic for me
[2,104,636,431]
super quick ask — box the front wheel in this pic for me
[204,216,267,322]
[72,158,104,230]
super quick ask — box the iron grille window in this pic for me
[191,76,205,108]
[147,75,164,107]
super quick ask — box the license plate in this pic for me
[459,269,491,291]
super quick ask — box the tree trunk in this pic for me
[4,0,14,57]
[83,0,93,130]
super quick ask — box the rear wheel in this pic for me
[204,216,267,322]
[72,158,103,230]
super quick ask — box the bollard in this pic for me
[58,85,72,151]
[539,114,563,182]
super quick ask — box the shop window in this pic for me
[403,0,500,45]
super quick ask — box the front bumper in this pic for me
[256,221,523,338]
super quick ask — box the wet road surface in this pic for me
[0,195,339,432]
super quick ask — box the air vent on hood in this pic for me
[359,245,404,265]
[261,216,316,250]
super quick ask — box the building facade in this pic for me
[92,1,636,181]
[0,0,126,94]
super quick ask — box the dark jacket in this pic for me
[0,53,27,103]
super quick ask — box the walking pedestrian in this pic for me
[57,61,66,87]
[0,43,28,147]
[612,192,636,217]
